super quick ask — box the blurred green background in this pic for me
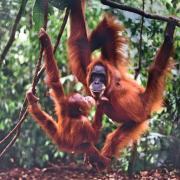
[0,0,179,172]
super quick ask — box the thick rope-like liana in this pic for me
[0,0,49,158]
[0,2,69,159]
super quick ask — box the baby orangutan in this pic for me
[26,28,109,169]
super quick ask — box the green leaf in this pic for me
[33,0,46,31]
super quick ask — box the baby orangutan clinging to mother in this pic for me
[26,28,110,169]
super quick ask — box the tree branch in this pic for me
[134,0,145,80]
[0,0,28,67]
[101,0,180,27]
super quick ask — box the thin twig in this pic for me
[53,8,70,54]
[0,110,28,145]
[101,0,180,27]
[0,128,21,158]
[0,0,28,67]
[0,6,70,159]
[0,99,27,145]
[128,0,145,176]
[134,0,145,79]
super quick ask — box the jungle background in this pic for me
[0,0,179,178]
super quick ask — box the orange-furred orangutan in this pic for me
[67,0,175,164]
[26,28,110,169]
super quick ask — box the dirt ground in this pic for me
[0,162,179,180]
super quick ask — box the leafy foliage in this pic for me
[49,0,70,10]
[33,0,47,30]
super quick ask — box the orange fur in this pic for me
[89,14,128,69]
[101,121,149,158]
[26,28,110,169]
[67,0,175,164]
